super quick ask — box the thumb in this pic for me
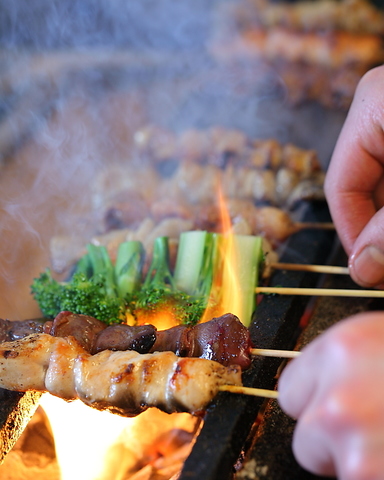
[349,207,384,288]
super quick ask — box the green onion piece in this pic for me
[174,231,211,294]
[143,236,174,289]
[114,241,145,297]
[220,235,263,327]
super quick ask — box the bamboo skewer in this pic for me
[294,221,335,231]
[269,262,349,275]
[256,286,384,298]
[220,350,304,398]
[251,348,301,358]
[219,385,279,399]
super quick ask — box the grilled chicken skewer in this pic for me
[0,313,253,370]
[0,333,242,416]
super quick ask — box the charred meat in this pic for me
[0,313,253,370]
[0,334,242,416]
[150,313,253,370]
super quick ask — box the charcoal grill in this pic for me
[0,50,373,479]
[0,200,378,480]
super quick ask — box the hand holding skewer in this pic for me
[275,65,384,480]
[226,59,384,476]
[325,66,384,290]
[225,312,384,479]
[278,311,384,479]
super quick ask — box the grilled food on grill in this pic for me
[209,0,384,108]
[0,313,253,369]
[49,126,325,275]
[48,311,157,354]
[0,333,242,416]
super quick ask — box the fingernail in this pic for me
[350,245,384,287]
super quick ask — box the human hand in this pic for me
[278,311,384,479]
[324,65,384,288]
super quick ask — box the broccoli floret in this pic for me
[60,272,125,324]
[125,237,207,326]
[126,285,206,327]
[30,269,64,318]
[30,270,125,324]
[31,242,145,324]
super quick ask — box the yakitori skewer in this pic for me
[269,263,349,275]
[256,286,384,298]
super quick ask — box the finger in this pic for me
[278,312,381,419]
[348,206,384,287]
[337,434,384,480]
[325,66,384,255]
[291,408,337,477]
[277,348,318,419]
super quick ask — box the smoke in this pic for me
[0,0,346,321]
[0,0,212,51]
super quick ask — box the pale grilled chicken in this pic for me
[132,126,322,177]
[243,0,384,35]
[0,334,242,416]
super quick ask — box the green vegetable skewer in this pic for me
[31,232,264,327]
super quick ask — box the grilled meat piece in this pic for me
[56,312,253,369]
[49,311,106,352]
[92,323,156,354]
[150,313,253,370]
[0,334,242,416]
[48,311,156,355]
[0,318,46,343]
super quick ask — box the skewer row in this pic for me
[221,349,302,398]
[227,256,381,399]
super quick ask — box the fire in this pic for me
[201,186,242,322]
[39,185,246,479]
[40,394,136,480]
[40,394,198,480]
[134,302,181,330]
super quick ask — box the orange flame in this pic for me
[134,302,181,330]
[200,186,242,323]
[40,186,246,479]
[40,394,198,480]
